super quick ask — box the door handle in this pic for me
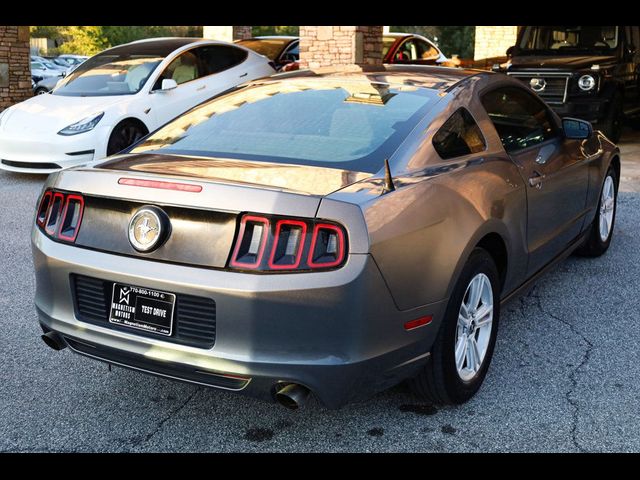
[529,170,545,189]
[196,85,206,91]
[239,72,248,78]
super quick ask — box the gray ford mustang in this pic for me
[32,65,619,409]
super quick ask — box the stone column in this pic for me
[0,26,31,110]
[299,26,384,71]
[202,26,253,42]
[474,26,518,60]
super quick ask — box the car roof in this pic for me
[103,37,218,57]
[269,65,485,91]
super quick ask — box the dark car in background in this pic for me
[235,36,299,71]
[498,25,640,142]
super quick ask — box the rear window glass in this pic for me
[130,79,437,173]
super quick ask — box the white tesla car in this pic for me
[0,38,275,173]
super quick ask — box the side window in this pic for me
[433,108,486,159]
[282,42,299,62]
[196,45,248,76]
[395,40,418,61]
[415,39,440,59]
[481,87,558,152]
[153,46,249,90]
[154,50,202,89]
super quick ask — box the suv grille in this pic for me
[71,274,216,349]
[508,73,570,104]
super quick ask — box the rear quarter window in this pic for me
[432,108,486,159]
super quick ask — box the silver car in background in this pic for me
[32,66,619,409]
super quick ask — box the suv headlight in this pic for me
[58,112,104,136]
[578,74,597,92]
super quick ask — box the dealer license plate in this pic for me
[109,283,176,336]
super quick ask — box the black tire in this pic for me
[575,165,618,257]
[106,120,148,156]
[408,248,500,405]
[34,87,49,95]
[596,93,623,143]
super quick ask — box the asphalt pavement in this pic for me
[1,147,639,453]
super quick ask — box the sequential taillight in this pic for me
[36,189,85,243]
[229,213,348,272]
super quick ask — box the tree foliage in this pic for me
[30,26,203,55]
[252,26,299,36]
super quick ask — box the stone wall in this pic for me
[202,26,252,42]
[0,26,31,110]
[474,26,518,60]
[299,26,383,70]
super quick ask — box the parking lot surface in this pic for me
[1,132,639,453]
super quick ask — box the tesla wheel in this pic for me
[409,248,500,405]
[575,166,618,257]
[107,120,148,156]
[596,93,623,143]
[35,87,49,95]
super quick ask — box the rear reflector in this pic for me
[118,177,203,193]
[404,316,433,331]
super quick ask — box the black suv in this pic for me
[496,26,640,142]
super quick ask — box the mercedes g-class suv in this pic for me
[497,26,640,142]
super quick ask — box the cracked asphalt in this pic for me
[1,135,639,452]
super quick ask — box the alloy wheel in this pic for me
[599,175,615,242]
[455,273,494,381]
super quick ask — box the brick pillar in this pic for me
[474,26,518,60]
[0,26,31,111]
[299,26,383,71]
[203,26,252,42]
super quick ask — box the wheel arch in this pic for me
[106,117,151,156]
[445,223,513,302]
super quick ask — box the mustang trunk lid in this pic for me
[47,154,371,268]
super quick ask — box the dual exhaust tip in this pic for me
[41,331,311,409]
[275,383,311,410]
[41,331,67,351]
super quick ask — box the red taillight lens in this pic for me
[308,224,345,268]
[268,219,307,270]
[58,194,85,242]
[36,191,52,227]
[229,214,347,273]
[36,189,85,243]
[230,215,270,269]
[45,192,65,237]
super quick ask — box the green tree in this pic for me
[252,26,299,36]
[58,26,109,55]
[389,26,475,59]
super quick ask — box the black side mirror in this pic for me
[563,117,593,139]
[506,46,515,57]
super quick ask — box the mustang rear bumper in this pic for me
[32,230,446,408]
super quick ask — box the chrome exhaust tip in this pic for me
[41,331,67,351]
[275,383,311,410]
